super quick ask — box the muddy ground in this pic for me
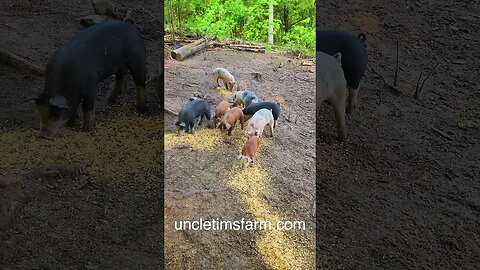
[317,0,480,269]
[163,49,316,269]
[0,0,163,269]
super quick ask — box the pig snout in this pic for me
[38,118,68,139]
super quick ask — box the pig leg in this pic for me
[245,157,253,167]
[346,85,359,114]
[134,85,146,114]
[198,115,204,128]
[66,104,80,126]
[269,121,274,137]
[240,116,244,129]
[108,69,126,103]
[227,122,236,135]
[127,59,147,114]
[331,91,347,141]
[82,90,96,132]
[189,122,195,134]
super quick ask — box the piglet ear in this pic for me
[225,123,231,129]
[49,95,69,109]
[333,52,342,63]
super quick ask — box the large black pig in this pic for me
[32,20,147,139]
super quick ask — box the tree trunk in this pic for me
[268,0,274,44]
[167,0,176,44]
[283,4,289,34]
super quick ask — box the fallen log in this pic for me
[164,108,178,116]
[0,48,45,76]
[227,46,265,53]
[164,38,198,44]
[171,37,214,61]
[212,41,265,49]
[228,44,265,49]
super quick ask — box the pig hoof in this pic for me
[39,134,54,140]
[83,126,95,133]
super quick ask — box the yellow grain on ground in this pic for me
[164,128,224,150]
[216,86,234,100]
[228,165,314,270]
[0,106,162,183]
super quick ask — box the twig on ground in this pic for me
[370,68,402,94]
[0,48,45,76]
[164,108,179,116]
[394,40,399,87]
[166,188,227,197]
[414,62,440,99]
[432,127,453,141]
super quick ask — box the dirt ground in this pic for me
[163,49,316,269]
[317,1,480,269]
[0,0,163,269]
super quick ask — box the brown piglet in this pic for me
[216,107,244,135]
[214,100,230,124]
[238,135,261,166]
[237,80,248,91]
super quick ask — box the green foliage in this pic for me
[165,0,315,56]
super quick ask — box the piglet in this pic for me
[213,67,235,91]
[238,135,261,167]
[216,107,244,135]
[247,108,274,137]
[214,100,230,124]
[316,51,347,141]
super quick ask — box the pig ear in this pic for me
[333,52,342,63]
[225,123,231,129]
[358,33,367,43]
[49,95,69,109]
[179,122,186,128]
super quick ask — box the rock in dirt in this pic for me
[0,199,20,230]
[24,163,84,179]
[0,176,22,187]
[91,0,115,16]
[80,14,109,27]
